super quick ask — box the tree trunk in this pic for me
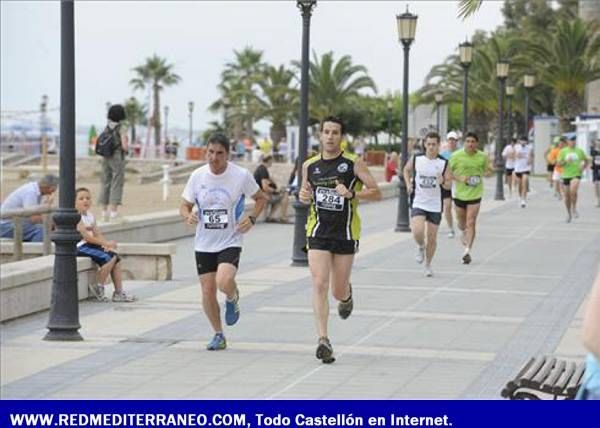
[153,83,161,146]
[269,123,286,150]
[555,90,584,132]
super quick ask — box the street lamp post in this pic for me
[494,60,510,201]
[291,0,317,266]
[40,94,49,173]
[459,40,473,135]
[188,101,194,146]
[506,84,515,144]
[164,105,169,143]
[394,6,417,232]
[524,74,535,139]
[45,0,82,341]
[434,91,443,132]
[387,99,393,152]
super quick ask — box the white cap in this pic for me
[447,131,458,140]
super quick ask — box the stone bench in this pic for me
[0,242,176,281]
[501,356,585,400]
[0,255,97,322]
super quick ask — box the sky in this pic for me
[0,0,505,134]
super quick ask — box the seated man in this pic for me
[0,174,58,242]
[253,154,290,223]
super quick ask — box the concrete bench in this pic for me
[0,255,97,322]
[501,356,585,400]
[0,242,176,281]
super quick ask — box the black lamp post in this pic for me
[523,74,535,139]
[41,94,49,173]
[164,105,169,143]
[45,0,82,341]
[494,59,510,201]
[459,40,473,135]
[291,0,316,266]
[434,91,443,132]
[506,83,515,144]
[394,6,417,232]
[387,99,393,152]
[188,101,194,146]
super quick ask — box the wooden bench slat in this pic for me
[552,361,576,394]
[565,362,586,396]
[541,359,566,393]
[528,356,557,388]
[502,357,536,397]
[517,356,546,387]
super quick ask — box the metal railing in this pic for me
[0,206,54,261]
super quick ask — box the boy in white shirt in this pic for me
[75,187,136,302]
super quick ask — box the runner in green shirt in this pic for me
[557,135,589,222]
[448,132,493,264]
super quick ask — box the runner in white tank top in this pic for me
[404,132,452,277]
[514,136,534,208]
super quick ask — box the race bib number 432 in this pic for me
[315,187,344,211]
[202,209,228,229]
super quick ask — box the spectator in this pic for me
[98,104,128,222]
[354,138,366,160]
[75,187,136,302]
[253,154,290,223]
[385,152,399,182]
[0,174,58,242]
[578,271,600,399]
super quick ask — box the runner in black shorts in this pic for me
[180,133,267,351]
[300,116,381,364]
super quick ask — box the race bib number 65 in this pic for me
[315,187,344,211]
[202,209,228,229]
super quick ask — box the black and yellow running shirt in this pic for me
[305,151,363,241]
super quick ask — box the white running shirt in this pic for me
[182,163,259,252]
[502,144,516,169]
[411,154,448,213]
[77,212,96,247]
[514,143,533,173]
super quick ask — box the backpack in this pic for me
[95,125,120,157]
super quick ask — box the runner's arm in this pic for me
[441,165,452,190]
[354,158,382,201]
[403,155,414,191]
[237,190,267,233]
[484,158,494,177]
[298,162,313,204]
[179,199,198,225]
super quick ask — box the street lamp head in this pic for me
[459,40,473,66]
[42,94,49,105]
[434,92,444,103]
[524,74,536,88]
[506,84,515,97]
[188,101,194,113]
[297,0,316,13]
[164,105,170,114]
[396,6,418,45]
[496,60,510,79]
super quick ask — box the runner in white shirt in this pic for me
[513,136,534,208]
[180,133,267,351]
[403,132,452,277]
[502,138,517,198]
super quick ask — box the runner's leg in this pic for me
[425,221,440,266]
[570,178,580,217]
[443,198,454,234]
[216,263,238,300]
[308,250,333,338]
[330,254,354,303]
[465,203,481,251]
[200,273,222,333]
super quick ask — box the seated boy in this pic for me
[75,187,136,302]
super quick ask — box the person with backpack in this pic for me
[97,104,128,222]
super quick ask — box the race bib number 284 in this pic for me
[315,187,344,211]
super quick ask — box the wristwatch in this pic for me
[348,190,356,200]
[249,216,256,225]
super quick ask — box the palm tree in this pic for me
[210,47,265,140]
[123,96,147,146]
[256,65,299,145]
[130,55,181,146]
[297,51,377,121]
[458,0,483,20]
[525,18,600,130]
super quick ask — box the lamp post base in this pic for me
[494,168,505,201]
[291,199,309,266]
[44,329,83,342]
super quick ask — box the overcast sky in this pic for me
[1,0,504,133]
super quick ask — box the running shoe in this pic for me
[462,252,472,265]
[112,291,137,302]
[206,333,227,351]
[315,336,335,364]
[89,284,109,302]
[424,266,434,277]
[447,230,455,239]
[573,210,579,219]
[338,283,353,320]
[415,246,425,264]
[225,288,240,326]
[520,200,527,208]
